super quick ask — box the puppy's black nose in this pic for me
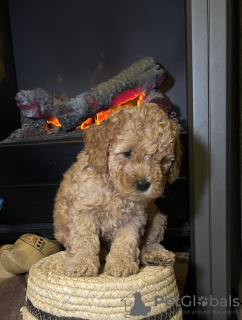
[135,179,151,192]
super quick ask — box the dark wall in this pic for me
[8,0,187,128]
[0,0,19,141]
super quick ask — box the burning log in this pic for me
[15,57,167,131]
[16,88,54,119]
[142,90,171,115]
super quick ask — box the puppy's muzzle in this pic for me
[135,179,151,192]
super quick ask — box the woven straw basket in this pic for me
[21,251,183,320]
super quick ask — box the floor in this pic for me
[0,274,27,320]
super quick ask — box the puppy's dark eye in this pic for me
[124,150,132,158]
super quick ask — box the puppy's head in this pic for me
[84,103,182,200]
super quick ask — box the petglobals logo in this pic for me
[180,295,240,308]
[121,291,240,318]
[121,291,151,318]
[121,291,181,318]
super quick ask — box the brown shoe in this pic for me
[1,234,62,275]
[0,244,16,286]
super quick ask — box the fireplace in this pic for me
[0,1,240,319]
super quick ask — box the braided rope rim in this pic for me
[24,252,182,319]
[25,298,181,320]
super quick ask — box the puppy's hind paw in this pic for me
[141,248,175,267]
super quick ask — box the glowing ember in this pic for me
[77,117,94,130]
[72,92,146,130]
[137,92,146,106]
[44,116,61,131]
[44,91,147,132]
[95,109,112,125]
[81,92,145,129]
[47,116,61,127]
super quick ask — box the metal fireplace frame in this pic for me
[186,0,240,319]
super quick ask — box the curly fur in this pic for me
[53,103,182,277]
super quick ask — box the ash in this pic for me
[1,119,84,144]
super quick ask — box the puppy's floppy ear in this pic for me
[84,119,114,173]
[166,136,182,184]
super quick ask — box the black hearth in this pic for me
[0,134,189,246]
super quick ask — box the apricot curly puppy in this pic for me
[53,103,182,277]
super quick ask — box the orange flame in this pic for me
[47,116,61,127]
[44,116,61,131]
[95,109,112,125]
[80,92,145,130]
[77,117,94,130]
[137,92,146,106]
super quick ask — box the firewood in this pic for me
[15,57,166,131]
[53,58,166,131]
[16,88,62,119]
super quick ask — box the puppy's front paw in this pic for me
[64,256,100,277]
[141,246,175,266]
[105,261,139,277]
